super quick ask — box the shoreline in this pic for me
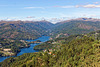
[0,36,50,62]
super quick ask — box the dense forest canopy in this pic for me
[0,30,100,67]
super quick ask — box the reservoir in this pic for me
[0,36,50,62]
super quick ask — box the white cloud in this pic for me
[76,4,100,8]
[83,14,100,17]
[54,3,100,9]
[24,7,45,9]
[94,2,99,4]
[6,19,12,21]
[26,16,35,18]
[54,6,74,8]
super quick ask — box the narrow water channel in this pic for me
[0,36,50,62]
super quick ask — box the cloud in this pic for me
[6,19,12,21]
[54,3,100,9]
[81,14,100,18]
[24,7,45,9]
[54,6,74,8]
[26,16,35,18]
[76,4,100,8]
[94,2,99,4]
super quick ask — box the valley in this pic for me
[1,0,100,67]
[1,30,100,67]
[0,18,100,57]
[0,18,100,66]
[0,20,53,57]
[0,36,50,62]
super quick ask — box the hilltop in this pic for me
[0,20,54,40]
[49,18,100,38]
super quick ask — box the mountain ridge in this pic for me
[49,18,100,38]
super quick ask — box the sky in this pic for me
[0,0,100,23]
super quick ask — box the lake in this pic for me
[0,36,50,62]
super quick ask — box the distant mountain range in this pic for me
[0,18,100,40]
[49,18,100,38]
[0,20,54,40]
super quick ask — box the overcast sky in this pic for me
[0,0,100,23]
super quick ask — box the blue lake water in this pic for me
[0,36,50,62]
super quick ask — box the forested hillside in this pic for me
[0,20,54,56]
[1,18,100,57]
[49,18,100,38]
[0,20,54,40]
[1,31,100,67]
[1,18,100,62]
[1,18,100,40]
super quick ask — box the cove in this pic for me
[0,36,50,62]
